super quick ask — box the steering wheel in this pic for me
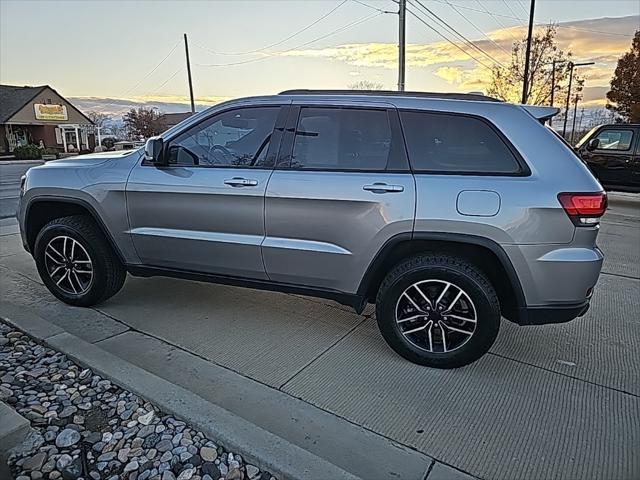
[207,145,234,165]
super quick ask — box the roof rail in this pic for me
[278,89,502,102]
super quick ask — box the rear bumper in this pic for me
[518,300,590,326]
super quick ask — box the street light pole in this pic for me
[398,0,406,91]
[570,94,580,144]
[521,0,536,104]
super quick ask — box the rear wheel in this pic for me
[376,254,500,368]
[34,215,126,307]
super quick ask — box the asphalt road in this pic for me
[0,161,42,220]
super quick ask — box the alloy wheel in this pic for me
[44,236,94,295]
[395,279,477,353]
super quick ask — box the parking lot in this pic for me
[0,168,638,479]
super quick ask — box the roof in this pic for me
[0,84,47,123]
[279,89,501,103]
[158,112,193,125]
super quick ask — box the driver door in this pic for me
[126,105,287,278]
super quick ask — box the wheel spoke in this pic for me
[445,290,463,312]
[55,270,68,286]
[413,284,433,309]
[427,321,434,352]
[440,323,448,352]
[404,324,428,335]
[402,292,424,313]
[67,272,78,294]
[397,314,424,324]
[49,265,64,277]
[46,245,65,262]
[63,237,68,258]
[443,323,474,336]
[448,313,476,324]
[45,251,64,265]
[435,282,450,305]
[70,239,76,260]
[72,272,84,292]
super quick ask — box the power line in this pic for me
[121,40,181,97]
[501,0,523,22]
[192,0,348,56]
[195,12,382,67]
[442,0,511,55]
[405,4,495,70]
[411,0,505,67]
[352,0,396,14]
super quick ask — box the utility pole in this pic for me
[184,33,196,113]
[562,61,594,138]
[521,0,536,104]
[570,94,580,143]
[398,0,406,91]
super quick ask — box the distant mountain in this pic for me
[68,96,223,117]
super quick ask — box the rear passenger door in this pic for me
[263,103,415,294]
[582,127,636,188]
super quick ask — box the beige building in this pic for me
[0,84,95,155]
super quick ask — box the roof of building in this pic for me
[0,84,47,123]
[158,112,193,126]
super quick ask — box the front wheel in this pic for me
[34,215,126,307]
[376,254,500,368]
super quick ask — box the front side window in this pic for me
[167,107,279,167]
[594,129,634,151]
[400,111,522,174]
[291,107,392,171]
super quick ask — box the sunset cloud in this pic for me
[280,15,638,91]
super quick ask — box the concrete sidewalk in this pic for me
[0,209,638,479]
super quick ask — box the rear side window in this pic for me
[593,129,634,151]
[291,107,392,171]
[400,111,522,174]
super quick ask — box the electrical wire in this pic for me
[405,4,495,70]
[192,0,348,56]
[443,0,511,55]
[195,12,382,67]
[351,0,396,14]
[411,0,505,67]
[120,40,181,97]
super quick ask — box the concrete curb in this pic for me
[0,402,35,479]
[0,306,359,480]
[0,160,44,166]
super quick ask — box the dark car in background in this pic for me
[575,124,640,192]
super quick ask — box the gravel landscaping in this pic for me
[0,322,275,480]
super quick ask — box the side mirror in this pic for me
[586,138,600,151]
[144,137,165,165]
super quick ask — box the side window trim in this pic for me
[593,128,635,152]
[398,108,531,177]
[142,105,287,169]
[276,104,410,173]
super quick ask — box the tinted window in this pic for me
[400,111,521,174]
[291,108,392,170]
[594,129,633,151]
[167,107,279,167]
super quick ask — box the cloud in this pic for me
[280,15,637,90]
[68,94,230,117]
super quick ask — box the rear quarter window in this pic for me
[400,111,523,175]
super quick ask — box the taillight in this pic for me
[558,192,607,226]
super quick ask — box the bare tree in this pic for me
[487,25,583,106]
[348,80,384,90]
[86,111,110,128]
[123,107,162,139]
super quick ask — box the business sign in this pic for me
[34,104,68,121]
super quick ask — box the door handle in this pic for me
[224,177,258,187]
[362,183,404,193]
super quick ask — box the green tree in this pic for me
[123,107,162,139]
[487,25,582,106]
[606,30,640,122]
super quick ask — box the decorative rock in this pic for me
[56,454,72,470]
[201,463,220,479]
[177,468,196,480]
[225,468,243,480]
[246,465,260,480]
[138,410,155,425]
[55,429,80,448]
[22,452,47,471]
[162,471,177,480]
[124,460,139,473]
[200,446,217,462]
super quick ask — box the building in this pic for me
[0,84,95,155]
[158,112,193,130]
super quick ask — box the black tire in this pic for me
[34,215,126,307]
[376,254,500,368]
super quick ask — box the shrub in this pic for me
[101,137,116,149]
[13,144,42,160]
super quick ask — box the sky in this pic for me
[1,0,638,116]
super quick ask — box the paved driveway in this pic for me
[1,197,638,480]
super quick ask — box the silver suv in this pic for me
[17,90,607,368]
